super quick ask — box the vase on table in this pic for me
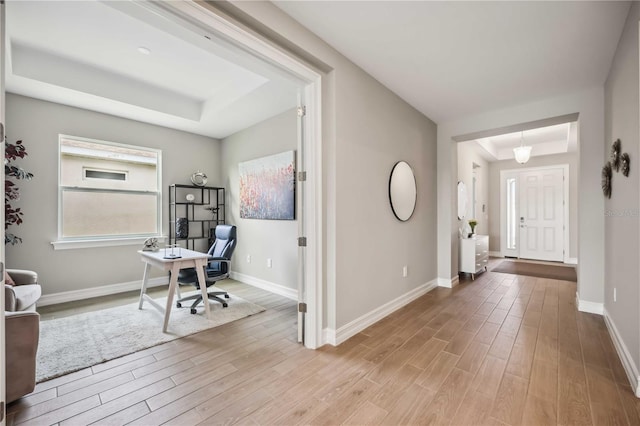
[468,219,478,237]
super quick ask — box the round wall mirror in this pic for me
[389,161,417,222]
[457,181,467,220]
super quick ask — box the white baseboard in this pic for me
[603,308,640,397]
[565,257,578,265]
[38,276,169,307]
[489,251,502,258]
[323,279,438,346]
[437,276,459,288]
[322,328,332,347]
[575,292,603,315]
[230,271,298,300]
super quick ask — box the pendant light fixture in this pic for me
[513,131,532,164]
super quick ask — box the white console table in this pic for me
[459,235,489,280]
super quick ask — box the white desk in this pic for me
[138,248,211,332]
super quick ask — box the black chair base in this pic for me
[176,290,230,314]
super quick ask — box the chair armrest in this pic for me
[208,257,230,262]
[5,285,18,311]
[5,311,40,403]
[7,269,38,286]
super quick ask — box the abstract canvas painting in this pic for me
[239,151,295,220]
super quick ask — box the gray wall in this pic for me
[334,63,437,328]
[604,3,640,371]
[221,109,298,291]
[487,152,579,259]
[457,143,489,236]
[211,1,438,331]
[5,94,221,294]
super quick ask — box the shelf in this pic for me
[171,202,207,206]
[170,203,224,206]
[170,184,225,190]
[168,184,225,251]
[174,237,210,241]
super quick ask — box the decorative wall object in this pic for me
[190,171,207,187]
[175,217,189,239]
[611,139,622,172]
[621,152,630,177]
[604,139,631,198]
[389,161,417,222]
[601,161,612,199]
[239,151,295,220]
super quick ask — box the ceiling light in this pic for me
[513,131,532,164]
[137,47,151,55]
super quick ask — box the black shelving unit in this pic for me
[168,184,225,251]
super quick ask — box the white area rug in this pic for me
[37,292,265,382]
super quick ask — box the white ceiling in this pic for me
[274,1,630,123]
[459,122,578,162]
[5,1,630,139]
[5,1,299,139]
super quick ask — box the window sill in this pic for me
[51,236,167,250]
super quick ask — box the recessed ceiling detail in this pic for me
[11,42,204,121]
[460,122,577,162]
[5,0,299,139]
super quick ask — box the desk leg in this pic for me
[195,259,212,320]
[163,263,180,333]
[138,262,152,310]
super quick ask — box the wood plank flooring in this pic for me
[7,264,640,425]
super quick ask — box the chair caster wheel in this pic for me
[190,308,197,314]
[222,303,228,308]
[176,302,182,308]
[224,294,230,299]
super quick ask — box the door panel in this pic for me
[525,183,537,220]
[525,226,537,251]
[519,168,564,261]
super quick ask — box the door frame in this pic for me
[133,1,324,348]
[1,0,6,420]
[499,164,570,263]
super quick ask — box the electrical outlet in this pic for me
[614,288,617,302]
[267,258,272,268]
[246,255,251,263]
[402,266,408,277]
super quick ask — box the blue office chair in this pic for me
[176,225,237,314]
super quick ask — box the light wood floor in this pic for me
[7,266,640,425]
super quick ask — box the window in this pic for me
[84,168,128,181]
[57,135,161,244]
[506,177,517,250]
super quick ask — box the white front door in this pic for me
[518,168,564,261]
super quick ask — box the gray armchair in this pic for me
[5,269,41,312]
[5,269,41,403]
[5,311,39,403]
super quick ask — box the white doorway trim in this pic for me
[499,164,570,264]
[141,1,324,348]
[0,0,6,418]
